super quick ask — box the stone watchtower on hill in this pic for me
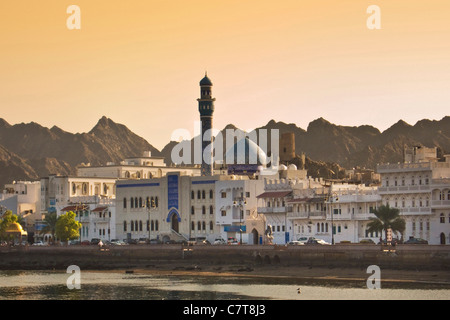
[197,73,215,176]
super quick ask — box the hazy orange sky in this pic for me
[1,1,449,150]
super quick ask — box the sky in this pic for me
[0,1,449,151]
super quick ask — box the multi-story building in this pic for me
[377,146,450,244]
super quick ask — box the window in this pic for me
[155,220,159,231]
[135,221,138,231]
[202,221,206,230]
[202,206,206,215]
[210,190,213,199]
[139,221,143,231]
[209,205,213,215]
[191,206,195,215]
[139,197,143,208]
[221,210,226,217]
[155,196,159,207]
[198,190,201,199]
[123,198,127,209]
[123,221,127,232]
[151,220,154,231]
[246,192,250,197]
[191,191,195,200]
[197,221,201,230]
[440,214,445,223]
[130,198,134,209]
[202,190,206,199]
[210,221,214,230]
[221,192,226,198]
[134,197,138,208]
[130,220,134,231]
[147,220,150,231]
[191,221,195,231]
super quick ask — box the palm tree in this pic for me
[367,204,406,242]
[40,212,58,244]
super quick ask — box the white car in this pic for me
[213,238,226,245]
[287,241,304,246]
[32,241,46,246]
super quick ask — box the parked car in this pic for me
[213,238,226,245]
[287,241,304,246]
[81,240,91,245]
[297,237,308,244]
[90,238,101,245]
[227,237,239,245]
[404,237,428,244]
[187,238,196,246]
[32,241,47,246]
[360,239,375,244]
[306,237,331,245]
[110,239,127,246]
[138,238,149,244]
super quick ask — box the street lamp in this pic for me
[328,192,339,245]
[233,197,247,245]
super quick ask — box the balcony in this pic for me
[431,200,450,208]
[378,185,430,194]
[399,207,432,215]
[257,207,292,214]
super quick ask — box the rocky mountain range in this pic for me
[0,115,448,187]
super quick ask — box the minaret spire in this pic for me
[198,73,215,176]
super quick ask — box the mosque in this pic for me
[114,73,304,244]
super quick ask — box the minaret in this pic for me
[197,72,215,176]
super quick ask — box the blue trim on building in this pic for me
[191,180,216,185]
[116,183,160,188]
[166,208,181,222]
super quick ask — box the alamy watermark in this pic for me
[170,122,280,175]
[366,265,381,289]
[66,265,81,289]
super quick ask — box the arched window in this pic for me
[209,221,214,230]
[146,197,150,208]
[130,197,134,209]
[440,213,445,223]
[125,171,130,178]
[130,220,134,231]
[146,220,149,231]
[155,220,159,231]
[139,197,143,208]
[210,190,213,199]
[209,205,213,215]
[134,221,138,231]
[134,197,138,208]
[191,221,195,231]
[155,197,159,207]
[139,220,143,231]
[202,221,206,230]
[202,190,206,199]
[197,221,201,230]
[123,198,127,209]
[151,220,154,231]
[316,223,320,233]
[191,191,195,199]
[321,223,324,233]
[123,221,127,232]
[202,206,206,215]
[197,190,201,199]
[191,206,195,215]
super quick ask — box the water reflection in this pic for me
[0,271,449,300]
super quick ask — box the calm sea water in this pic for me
[0,270,449,300]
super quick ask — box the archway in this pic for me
[171,213,179,233]
[251,228,259,245]
[440,232,446,245]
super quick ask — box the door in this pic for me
[171,213,179,233]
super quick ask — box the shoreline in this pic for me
[79,264,450,288]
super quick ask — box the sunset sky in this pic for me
[0,1,449,150]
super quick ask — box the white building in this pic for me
[1,180,42,239]
[40,175,117,242]
[77,151,201,179]
[377,147,450,244]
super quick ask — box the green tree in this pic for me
[55,211,81,244]
[367,204,406,242]
[40,212,58,244]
